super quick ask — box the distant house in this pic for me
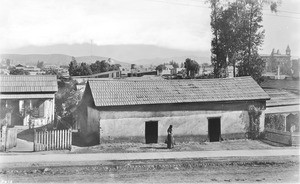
[261,46,292,79]
[76,76,270,144]
[14,64,44,75]
[157,64,174,76]
[199,65,214,76]
[170,67,185,75]
[0,75,58,127]
[71,70,121,83]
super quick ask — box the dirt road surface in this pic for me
[0,156,299,183]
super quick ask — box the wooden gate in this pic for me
[0,126,17,151]
[34,129,72,151]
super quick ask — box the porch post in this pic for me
[52,97,55,122]
[283,113,288,132]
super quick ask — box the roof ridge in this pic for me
[88,76,253,83]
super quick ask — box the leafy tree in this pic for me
[184,58,200,78]
[131,64,136,69]
[236,53,265,83]
[180,62,184,68]
[55,79,81,128]
[209,0,279,82]
[90,60,106,74]
[169,61,179,68]
[37,61,44,69]
[210,0,226,78]
[109,64,121,71]
[6,59,11,67]
[156,64,166,72]
[68,57,78,76]
[9,67,29,75]
[77,62,92,76]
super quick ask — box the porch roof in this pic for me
[0,75,58,93]
[0,93,55,99]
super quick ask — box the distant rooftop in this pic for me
[265,89,300,107]
[261,79,300,92]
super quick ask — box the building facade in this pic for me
[76,77,270,144]
[0,75,58,127]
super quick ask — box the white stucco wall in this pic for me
[97,110,250,143]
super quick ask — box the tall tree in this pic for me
[210,0,227,78]
[209,0,279,82]
[68,57,78,76]
[169,60,179,68]
[236,0,265,83]
[156,64,166,72]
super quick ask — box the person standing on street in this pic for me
[167,125,174,149]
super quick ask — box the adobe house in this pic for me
[76,76,270,144]
[0,75,58,127]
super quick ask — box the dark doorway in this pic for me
[208,117,221,142]
[145,121,158,144]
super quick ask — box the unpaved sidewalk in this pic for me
[0,148,299,165]
[70,139,293,154]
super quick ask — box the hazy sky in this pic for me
[1,0,299,57]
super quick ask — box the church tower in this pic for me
[286,45,291,56]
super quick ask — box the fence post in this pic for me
[54,130,57,150]
[2,126,7,151]
[62,129,65,149]
[59,130,62,150]
[69,129,72,151]
[46,131,49,151]
[33,129,36,152]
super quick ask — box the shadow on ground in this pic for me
[140,146,168,150]
[72,132,99,147]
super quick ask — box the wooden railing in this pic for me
[34,129,72,151]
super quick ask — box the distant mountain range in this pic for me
[1,44,210,67]
[0,54,131,67]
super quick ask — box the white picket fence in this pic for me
[34,129,72,151]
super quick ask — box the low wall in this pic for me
[291,132,300,146]
[264,128,293,146]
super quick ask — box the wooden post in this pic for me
[49,131,51,150]
[63,129,65,149]
[54,130,57,150]
[69,129,72,151]
[33,129,36,152]
[57,130,61,150]
[41,131,44,151]
[45,131,48,151]
[59,130,63,150]
[2,126,7,151]
[51,130,53,150]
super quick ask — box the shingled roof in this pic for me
[87,76,270,107]
[0,75,58,93]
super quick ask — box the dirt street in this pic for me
[0,156,299,183]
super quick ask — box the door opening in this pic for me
[145,121,158,144]
[208,117,221,142]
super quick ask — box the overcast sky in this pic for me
[0,0,299,57]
